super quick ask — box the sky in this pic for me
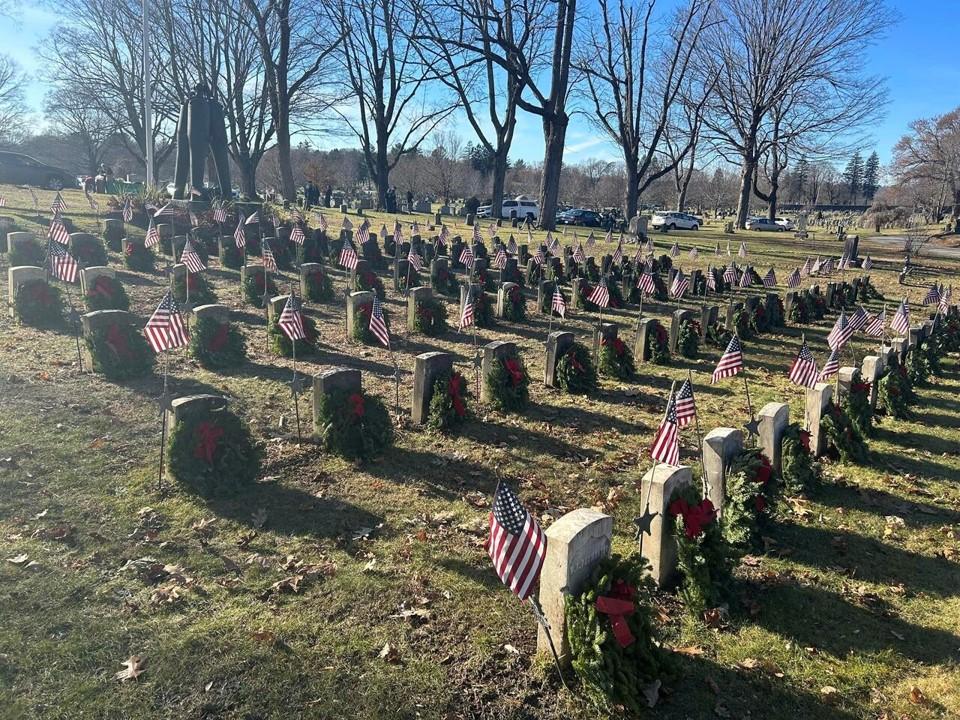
[2,0,957,168]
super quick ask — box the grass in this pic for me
[0,185,958,719]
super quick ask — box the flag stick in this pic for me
[157,353,169,494]
[528,596,573,693]
[741,369,755,429]
[289,287,303,446]
[688,369,707,496]
[65,286,83,372]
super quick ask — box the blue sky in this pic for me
[4,0,956,167]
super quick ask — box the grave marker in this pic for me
[758,402,789,475]
[411,352,454,425]
[638,464,693,588]
[702,428,744,514]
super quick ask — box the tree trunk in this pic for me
[375,139,390,211]
[276,112,295,202]
[623,155,640,220]
[237,157,258,200]
[736,156,756,229]
[490,146,509,214]
[766,184,779,221]
[538,114,568,230]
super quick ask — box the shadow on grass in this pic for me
[457,411,600,461]
[364,445,497,501]
[812,480,960,527]
[773,521,960,598]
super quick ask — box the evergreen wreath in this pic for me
[84,275,130,312]
[653,254,672,274]
[789,294,811,324]
[597,335,635,379]
[844,380,874,438]
[539,281,557,313]
[651,273,668,302]
[427,369,469,431]
[646,322,671,364]
[268,311,317,357]
[705,321,732,349]
[352,301,391,344]
[877,364,913,419]
[173,271,216,306]
[576,280,598,311]
[13,279,64,328]
[502,284,527,322]
[555,342,598,394]
[485,352,530,412]
[748,303,769,334]
[476,266,496,291]
[431,263,459,296]
[398,265,421,292]
[219,241,244,270]
[10,238,46,266]
[315,388,394,460]
[585,260,601,283]
[190,315,246,369]
[924,335,943,377]
[810,294,827,320]
[565,555,669,715]
[243,267,279,308]
[470,290,494,328]
[354,268,386,299]
[821,401,869,464]
[669,484,732,617]
[604,277,625,309]
[677,319,701,358]
[69,235,108,267]
[906,345,930,386]
[940,316,960,352]
[720,449,775,552]
[502,263,525,287]
[86,322,153,379]
[297,230,327,264]
[167,405,261,496]
[781,424,820,495]
[123,240,155,272]
[303,266,335,303]
[735,307,753,339]
[413,295,448,336]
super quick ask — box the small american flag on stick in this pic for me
[488,482,546,601]
[669,271,689,299]
[47,240,78,283]
[891,300,910,335]
[407,246,424,272]
[637,267,656,295]
[818,348,840,381]
[262,241,278,272]
[144,291,189,353]
[339,233,359,270]
[864,307,886,337]
[551,285,566,318]
[711,334,744,383]
[146,220,161,248]
[48,217,70,245]
[588,281,610,308]
[213,206,228,224]
[788,341,818,388]
[369,295,390,348]
[233,218,246,249]
[180,239,206,274]
[786,268,801,288]
[290,225,306,245]
[675,378,697,428]
[459,287,475,330]
[573,243,586,263]
[650,390,680,466]
[51,192,67,214]
[826,310,852,350]
[669,241,679,258]
[922,283,941,306]
[762,268,777,288]
[278,294,306,341]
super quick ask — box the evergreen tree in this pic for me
[862,151,880,201]
[842,151,864,204]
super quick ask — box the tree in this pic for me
[332,0,456,210]
[577,0,715,219]
[44,86,118,173]
[0,55,25,144]
[861,150,880,202]
[891,108,960,219]
[842,151,863,203]
[700,0,893,227]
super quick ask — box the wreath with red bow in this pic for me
[781,423,820,495]
[677,319,701,359]
[485,352,530,412]
[354,268,386,299]
[788,293,812,325]
[877,362,913,419]
[174,271,216,306]
[669,484,732,617]
[123,239,155,272]
[84,275,130,312]
[721,448,776,551]
[269,309,317,358]
[430,263,459,296]
[304,268,334,302]
[412,296,448,336]
[190,314,246,369]
[168,404,261,495]
[69,235,107,267]
[647,321,670,365]
[501,284,527,322]
[821,401,869,465]
[86,321,153,379]
[13,279,64,328]
[242,267,279,308]
[597,335,635,379]
[554,342,598,394]
[353,301,391,345]
[844,380,874,438]
[748,302,769,334]
[315,388,394,460]
[427,369,469,431]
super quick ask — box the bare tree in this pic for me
[331,0,456,210]
[577,0,714,219]
[0,55,26,144]
[44,86,118,173]
[663,87,709,211]
[892,107,960,220]
[700,0,894,228]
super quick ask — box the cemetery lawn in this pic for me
[0,185,958,719]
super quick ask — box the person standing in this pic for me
[323,184,332,209]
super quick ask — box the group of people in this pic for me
[302,180,333,210]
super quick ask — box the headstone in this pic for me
[634,317,663,363]
[638,464,693,588]
[861,356,882,410]
[758,402,789,476]
[824,283,837,308]
[592,322,618,356]
[412,351,454,425]
[570,277,584,310]
[837,366,860,402]
[407,286,433,331]
[784,291,798,319]
[7,232,34,257]
[699,305,718,338]
[103,219,124,250]
[80,309,136,369]
[536,508,613,666]
[481,340,517,403]
[805,383,833,458]
[166,394,228,433]
[156,223,173,243]
[544,331,575,387]
[890,336,909,364]
[79,266,115,295]
[345,290,374,339]
[266,294,289,324]
[496,282,520,318]
[7,266,46,317]
[393,256,411,293]
[669,309,695,352]
[724,301,743,331]
[299,262,323,297]
[190,303,229,330]
[312,366,362,429]
[537,280,555,315]
[702,428,744,515]
[764,293,779,322]
[350,258,370,288]
[842,233,859,262]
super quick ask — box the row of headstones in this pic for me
[784,278,867,319]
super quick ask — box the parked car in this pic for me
[476,195,540,221]
[745,217,786,231]
[0,151,77,190]
[774,216,794,230]
[650,211,700,230]
[556,208,604,227]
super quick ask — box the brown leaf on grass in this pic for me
[191,517,218,537]
[820,686,839,703]
[115,655,145,682]
[909,686,926,705]
[702,606,728,629]
[673,645,705,656]
[379,643,401,664]
[252,628,276,644]
[237,531,257,549]
[738,658,761,670]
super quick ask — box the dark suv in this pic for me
[0,151,77,190]
[556,208,603,227]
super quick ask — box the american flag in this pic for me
[811,256,822,275]
[407,246,424,272]
[368,295,391,347]
[379,224,388,241]
[547,232,559,254]
[355,221,370,246]
[862,255,873,271]
[459,287,475,330]
[669,271,689,298]
[826,310,852,350]
[144,291,189,353]
[290,225,306,245]
[146,220,161,248]
[786,268,801,288]
[180,239,206,273]
[612,238,623,265]
[922,283,941,306]
[865,307,886,337]
[588,281,610,308]
[800,257,813,277]
[213,206,228,224]
[739,266,752,288]
[532,247,545,266]
[939,286,952,314]
[394,222,405,245]
[818,348,840,381]
[706,268,716,292]
[262,241,277,272]
[488,482,546,601]
[438,225,449,247]
[670,241,680,258]
[341,216,353,232]
[507,236,518,255]
[837,254,849,271]
[723,265,737,284]
[821,257,834,275]
[604,229,612,245]
[493,247,507,270]
[233,218,246,249]
[459,244,475,271]
[788,341,818,388]
[688,246,698,260]
[277,293,306,341]
[245,210,259,225]
[891,299,910,335]
[650,391,680,466]
[317,213,328,232]
[711,334,744,383]
[47,240,78,283]
[762,268,777,288]
[848,305,868,332]
[48,217,70,245]
[472,223,481,244]
[51,192,67,214]
[675,379,697,428]
[637,267,656,295]
[573,243,586,263]
[290,209,304,224]
[154,202,173,218]
[586,232,596,247]
[487,223,496,239]
[339,232,359,270]
[632,246,645,265]
[738,241,747,258]
[122,198,133,222]
[551,285,566,318]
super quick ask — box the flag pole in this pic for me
[157,352,169,494]
[528,596,573,693]
[688,369,707,496]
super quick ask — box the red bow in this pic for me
[504,358,523,387]
[207,323,229,352]
[449,374,466,417]
[348,392,365,418]
[799,429,811,452]
[669,497,717,539]
[90,276,113,298]
[193,421,224,464]
[105,323,131,360]
[567,350,584,372]
[595,580,637,648]
[754,454,772,485]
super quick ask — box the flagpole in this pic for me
[688,369,707,497]
[157,353,169,494]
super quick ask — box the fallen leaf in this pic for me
[6,554,29,565]
[674,645,705,656]
[252,628,276,644]
[820,686,839,703]
[379,643,401,664]
[738,658,761,670]
[503,644,520,655]
[115,655,145,682]
[909,686,926,705]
